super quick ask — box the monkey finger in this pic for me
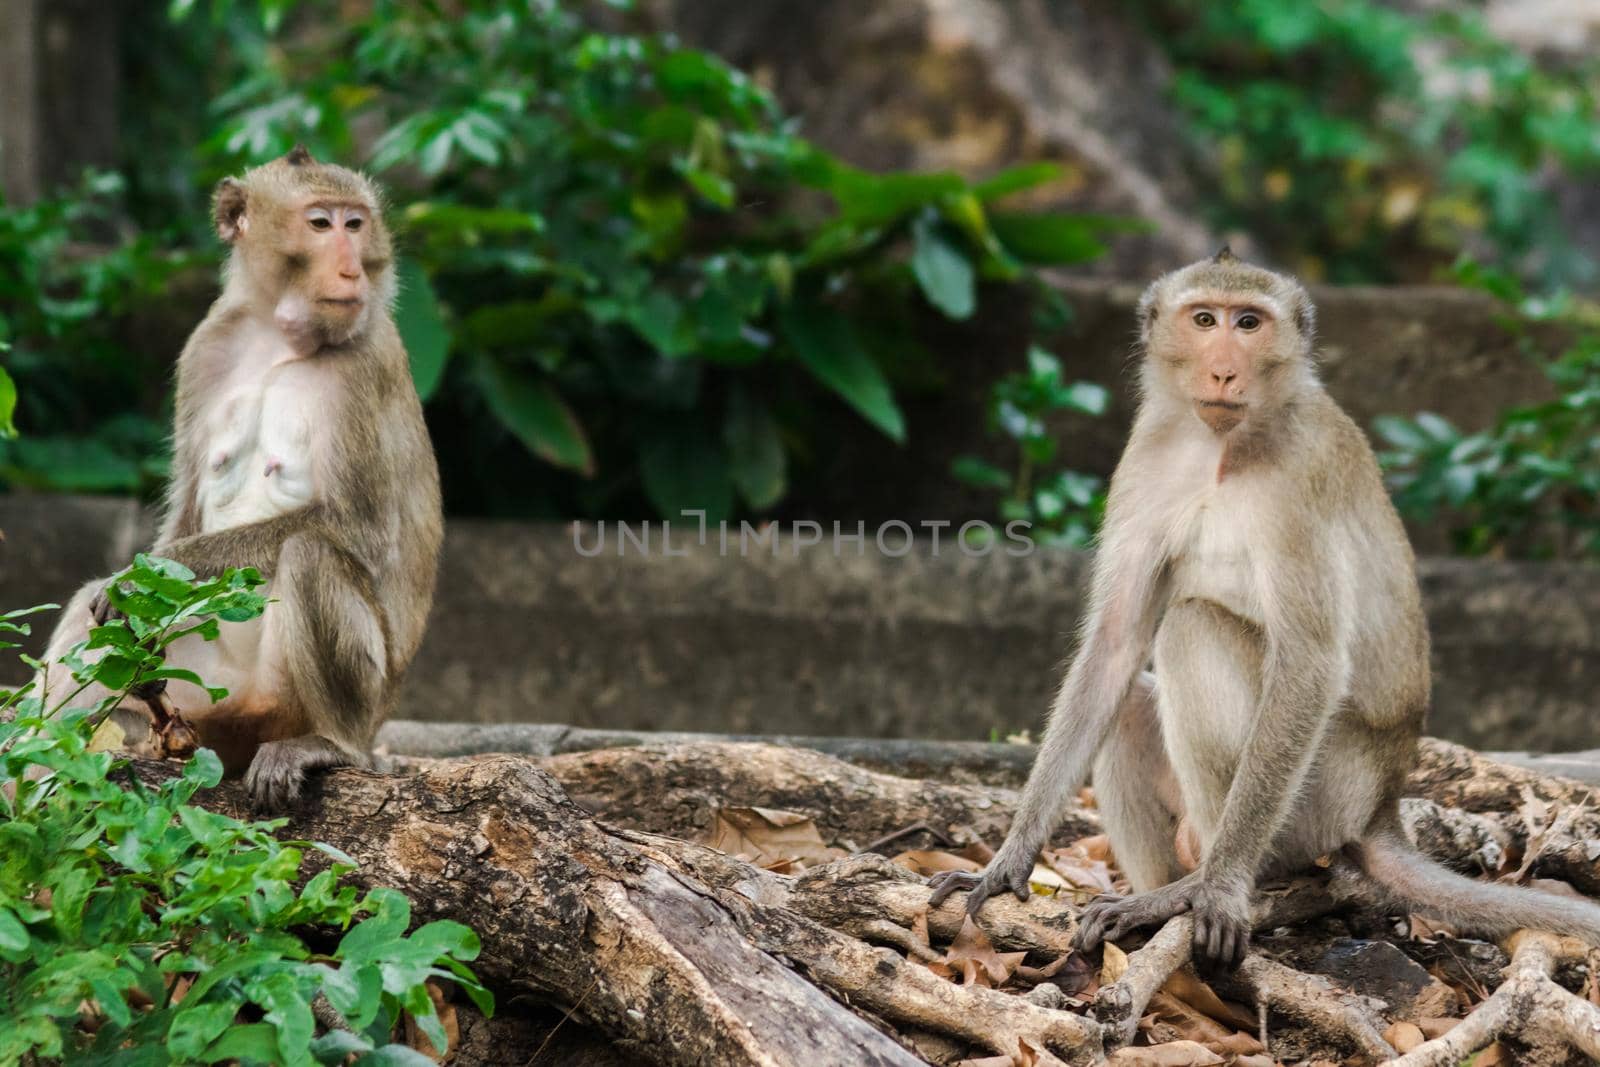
[927,871,978,909]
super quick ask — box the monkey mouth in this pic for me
[1198,400,1245,411]
[317,298,363,308]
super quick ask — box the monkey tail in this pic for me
[1352,829,1600,944]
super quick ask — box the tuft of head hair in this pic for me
[211,148,387,245]
[1138,251,1316,349]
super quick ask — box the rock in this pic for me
[1309,940,1462,1019]
[7,496,1600,751]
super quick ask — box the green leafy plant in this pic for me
[0,558,491,1064]
[1377,262,1600,559]
[113,0,1121,522]
[1136,0,1600,288]
[952,346,1109,547]
[0,173,194,493]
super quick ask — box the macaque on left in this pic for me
[41,146,442,810]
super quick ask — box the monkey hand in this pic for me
[1074,872,1251,970]
[1186,877,1252,970]
[90,584,124,626]
[927,848,1034,917]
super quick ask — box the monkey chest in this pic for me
[1167,496,1265,625]
[198,368,322,530]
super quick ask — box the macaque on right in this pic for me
[931,248,1600,968]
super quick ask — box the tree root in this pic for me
[122,737,1600,1066]
[1387,930,1600,1066]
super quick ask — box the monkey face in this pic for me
[212,148,393,356]
[1172,302,1277,434]
[268,201,379,352]
[1138,254,1314,436]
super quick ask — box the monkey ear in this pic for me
[285,144,314,166]
[213,178,248,244]
[1294,297,1317,343]
[1211,244,1237,264]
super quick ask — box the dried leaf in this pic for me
[403,981,458,1063]
[1074,834,1114,862]
[1106,1039,1225,1066]
[911,907,930,951]
[705,806,846,870]
[1145,993,1264,1056]
[891,849,980,876]
[1473,1041,1510,1065]
[958,1037,1041,1067]
[88,717,126,754]
[959,840,995,865]
[1017,951,1098,999]
[1407,913,1457,940]
[1383,1021,1425,1053]
[936,916,1027,988]
[1101,940,1129,985]
[1161,969,1257,1031]
[1417,1016,1460,1039]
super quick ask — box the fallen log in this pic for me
[146,737,1600,1065]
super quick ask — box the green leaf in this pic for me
[475,359,595,476]
[639,424,734,526]
[0,905,29,953]
[991,214,1115,265]
[723,390,786,510]
[818,162,966,225]
[169,1000,244,1060]
[0,364,16,439]
[910,216,976,320]
[355,1046,440,1067]
[779,301,906,443]
[973,162,1065,202]
[1058,381,1109,416]
[951,456,1011,491]
[201,1022,281,1064]
[395,259,451,402]
[1373,415,1431,451]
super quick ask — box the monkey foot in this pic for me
[140,689,199,760]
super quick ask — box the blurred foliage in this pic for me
[1378,260,1600,559]
[1136,0,1600,288]
[0,173,195,493]
[952,345,1108,548]
[0,0,1123,522]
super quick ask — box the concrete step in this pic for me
[4,496,1597,752]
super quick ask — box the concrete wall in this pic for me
[4,495,1596,752]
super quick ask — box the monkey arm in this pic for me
[930,508,1170,914]
[152,502,369,578]
[1202,552,1346,892]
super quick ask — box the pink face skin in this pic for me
[272,201,373,355]
[1172,302,1276,434]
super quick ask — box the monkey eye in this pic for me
[307,212,333,232]
[1192,310,1217,328]
[1237,312,1262,331]
[345,216,364,232]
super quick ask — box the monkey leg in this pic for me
[243,532,385,811]
[1150,600,1264,857]
[1091,671,1185,893]
[32,580,166,756]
